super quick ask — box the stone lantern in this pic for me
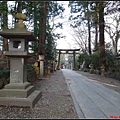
[0,13,42,108]
[89,64,94,74]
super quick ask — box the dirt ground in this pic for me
[76,70,120,94]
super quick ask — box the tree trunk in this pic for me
[2,1,8,52]
[88,17,91,55]
[115,41,117,55]
[17,2,22,13]
[114,31,119,55]
[33,2,38,53]
[94,1,99,52]
[86,4,91,55]
[2,1,9,67]
[99,1,106,68]
[94,23,98,51]
[38,2,48,76]
[38,2,47,54]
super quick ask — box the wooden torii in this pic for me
[56,49,80,70]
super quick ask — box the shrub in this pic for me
[0,69,10,79]
[91,51,100,70]
[0,65,36,79]
[27,64,35,72]
[105,50,117,72]
[78,53,91,68]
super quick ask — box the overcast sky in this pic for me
[55,1,120,51]
[55,1,79,49]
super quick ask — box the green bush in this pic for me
[91,51,100,70]
[78,50,120,80]
[105,50,119,72]
[105,50,120,80]
[27,64,35,72]
[0,65,35,79]
[0,61,7,65]
[78,53,91,68]
[0,69,10,79]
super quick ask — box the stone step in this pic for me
[28,90,42,107]
[0,86,35,98]
[0,90,42,108]
[4,82,31,89]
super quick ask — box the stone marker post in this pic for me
[37,53,44,79]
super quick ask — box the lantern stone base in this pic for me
[0,82,42,108]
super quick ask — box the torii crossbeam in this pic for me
[56,49,80,70]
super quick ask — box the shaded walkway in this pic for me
[62,69,120,119]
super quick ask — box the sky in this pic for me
[54,1,120,51]
[54,1,79,49]
[54,1,109,50]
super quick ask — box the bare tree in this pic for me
[68,23,89,54]
[105,13,120,55]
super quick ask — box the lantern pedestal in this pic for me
[0,82,42,108]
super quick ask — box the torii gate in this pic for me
[56,49,80,70]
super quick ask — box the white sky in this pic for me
[55,1,78,49]
[55,1,120,50]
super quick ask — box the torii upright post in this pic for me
[57,50,61,70]
[73,51,76,70]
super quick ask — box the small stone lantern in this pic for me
[100,64,105,77]
[89,64,94,74]
[0,13,42,108]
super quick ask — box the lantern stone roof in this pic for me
[0,13,38,41]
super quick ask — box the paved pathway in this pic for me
[62,69,120,119]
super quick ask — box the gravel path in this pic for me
[0,70,78,119]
